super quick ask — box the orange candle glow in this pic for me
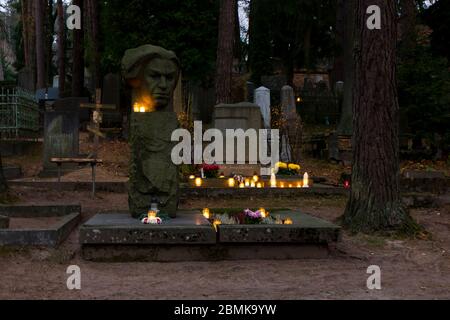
[195,178,202,187]
[202,208,211,219]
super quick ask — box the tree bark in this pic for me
[72,0,85,96]
[399,0,417,53]
[332,0,345,85]
[35,0,46,89]
[57,0,66,96]
[343,0,417,233]
[88,0,101,89]
[336,0,354,136]
[215,0,237,104]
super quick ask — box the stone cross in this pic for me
[80,88,116,158]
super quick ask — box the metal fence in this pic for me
[0,85,39,139]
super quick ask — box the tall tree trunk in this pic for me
[400,0,417,53]
[22,0,36,90]
[343,0,417,233]
[215,0,237,104]
[88,0,101,89]
[336,0,355,136]
[57,0,66,96]
[332,0,345,85]
[35,0,46,89]
[45,0,54,86]
[72,0,85,96]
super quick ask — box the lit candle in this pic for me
[245,179,250,187]
[202,208,211,219]
[259,208,267,218]
[148,210,157,219]
[251,181,256,188]
[256,183,263,188]
[297,182,302,188]
[213,219,222,231]
[303,172,310,188]
[239,183,245,189]
[270,171,277,188]
[140,106,146,113]
[133,104,140,113]
[252,175,259,183]
[288,184,293,188]
[280,182,285,188]
[195,178,202,187]
[284,218,293,225]
[189,175,195,180]
[228,178,236,188]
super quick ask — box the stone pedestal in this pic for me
[129,112,179,218]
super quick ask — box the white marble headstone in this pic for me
[254,86,271,129]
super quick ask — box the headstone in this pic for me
[254,86,271,129]
[101,73,120,107]
[53,97,90,123]
[280,85,303,163]
[41,110,80,177]
[101,74,122,128]
[122,44,180,218]
[53,75,59,88]
[213,102,263,175]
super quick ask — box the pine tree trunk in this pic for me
[332,0,345,84]
[336,0,354,136]
[400,0,417,53]
[22,0,36,90]
[88,0,101,89]
[72,0,85,96]
[35,0,46,89]
[215,0,236,104]
[343,0,417,233]
[57,0,66,96]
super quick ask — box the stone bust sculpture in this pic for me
[122,45,180,218]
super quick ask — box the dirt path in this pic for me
[0,187,449,300]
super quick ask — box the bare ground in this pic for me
[0,186,449,300]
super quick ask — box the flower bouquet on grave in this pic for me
[275,162,301,176]
[201,164,220,178]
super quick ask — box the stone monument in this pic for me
[280,85,303,163]
[122,44,180,218]
[254,86,271,129]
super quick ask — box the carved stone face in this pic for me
[142,58,178,109]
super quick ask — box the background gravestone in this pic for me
[40,110,80,177]
[101,73,122,129]
[53,97,90,124]
[254,86,271,129]
[213,102,263,176]
[281,85,303,163]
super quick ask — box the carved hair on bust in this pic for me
[121,44,180,88]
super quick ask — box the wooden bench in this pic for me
[50,158,103,197]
